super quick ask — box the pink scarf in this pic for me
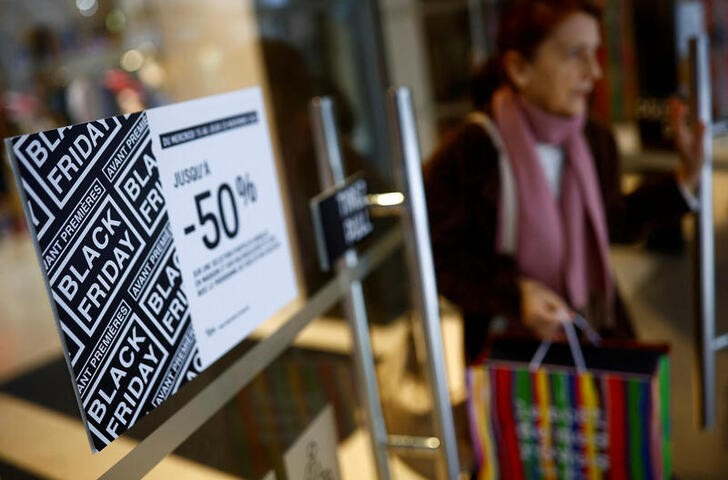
[492,86,612,311]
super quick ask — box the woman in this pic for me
[424,0,704,363]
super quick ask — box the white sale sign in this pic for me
[147,88,297,366]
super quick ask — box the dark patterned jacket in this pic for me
[423,117,691,362]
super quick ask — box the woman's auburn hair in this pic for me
[471,0,603,110]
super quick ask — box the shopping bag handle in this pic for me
[528,315,601,373]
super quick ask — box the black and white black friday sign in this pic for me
[5,88,298,452]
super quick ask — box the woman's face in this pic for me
[507,12,602,117]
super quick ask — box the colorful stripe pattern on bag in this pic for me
[534,369,557,479]
[605,375,627,479]
[467,354,671,480]
[496,366,525,479]
[578,372,601,479]
[552,371,571,479]
[515,368,538,480]
[466,367,498,480]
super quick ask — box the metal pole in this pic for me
[467,0,488,65]
[309,97,392,479]
[688,35,716,430]
[388,87,461,479]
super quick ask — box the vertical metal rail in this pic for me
[309,97,392,479]
[688,35,717,430]
[467,0,488,65]
[388,87,460,479]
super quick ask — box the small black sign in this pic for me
[310,176,374,270]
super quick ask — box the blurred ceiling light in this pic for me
[106,9,126,32]
[199,47,223,72]
[139,60,165,88]
[121,49,144,72]
[76,0,98,16]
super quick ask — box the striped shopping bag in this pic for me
[466,333,671,480]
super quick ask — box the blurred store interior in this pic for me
[1,0,728,479]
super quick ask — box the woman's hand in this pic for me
[669,97,706,190]
[519,277,573,340]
